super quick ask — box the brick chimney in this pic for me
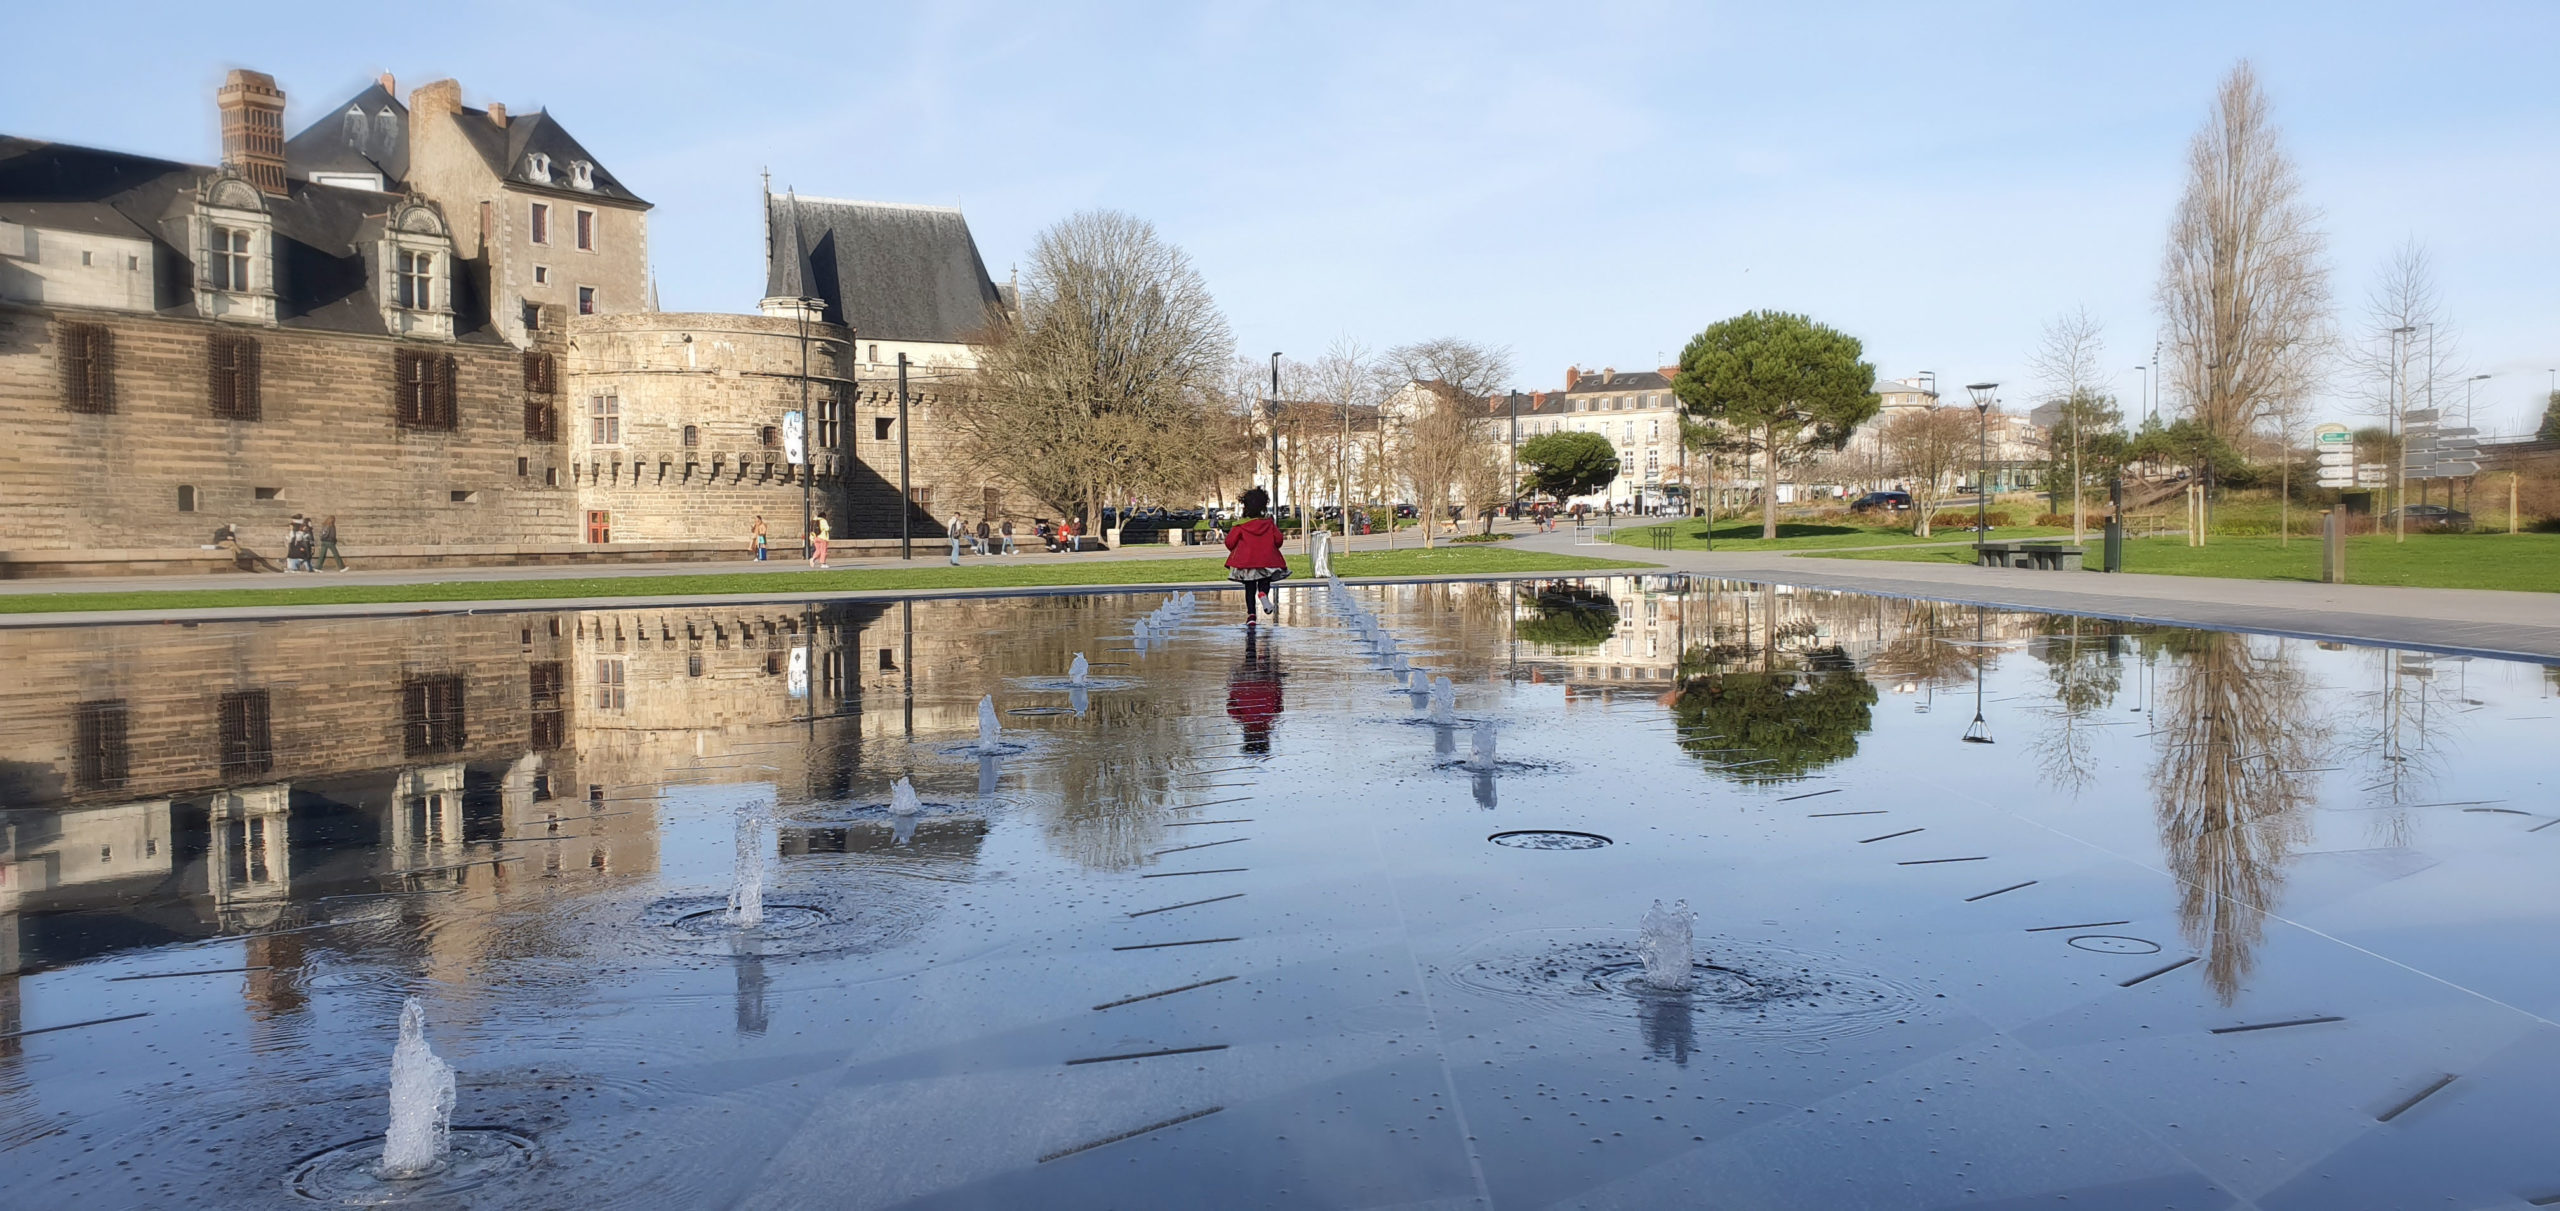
[487,102,508,127]
[1565,365,1579,391]
[378,71,396,94]
[1602,366,1616,384]
[216,69,288,196]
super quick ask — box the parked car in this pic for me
[2381,504,2474,532]
[1850,491,1913,513]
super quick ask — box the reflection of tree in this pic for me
[2347,649,2464,848]
[1671,647,1877,784]
[1514,584,1619,652]
[2149,632,2325,1004]
[1864,602,1977,693]
[2032,618,2135,796]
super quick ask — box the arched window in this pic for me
[343,105,368,148]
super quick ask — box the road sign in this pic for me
[2317,449,2355,464]
[2313,423,2353,445]
[2433,461,2480,477]
[2404,408,2440,424]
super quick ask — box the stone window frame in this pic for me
[588,395,621,445]
[218,689,273,777]
[524,152,552,185]
[593,657,627,711]
[574,208,596,252]
[60,320,114,414]
[192,172,278,324]
[208,332,262,421]
[568,160,596,191]
[380,198,456,341]
[529,201,551,245]
[400,674,467,756]
[577,286,596,315]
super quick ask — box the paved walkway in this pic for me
[6,521,2555,663]
[1515,530,2560,664]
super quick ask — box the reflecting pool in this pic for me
[2,577,2557,1208]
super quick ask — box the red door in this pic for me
[586,511,610,544]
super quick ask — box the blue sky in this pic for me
[10,1,2556,433]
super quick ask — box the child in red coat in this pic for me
[1223,487,1290,624]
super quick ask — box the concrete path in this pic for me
[1513,530,2560,664]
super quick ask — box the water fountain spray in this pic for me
[1467,720,1501,770]
[1429,677,1457,726]
[1068,653,1090,688]
[976,696,1002,753]
[377,997,457,1179]
[724,800,766,928]
[1638,899,1698,992]
[889,777,923,817]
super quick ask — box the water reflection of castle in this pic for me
[0,603,912,983]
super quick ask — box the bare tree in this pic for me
[959,210,1234,527]
[1396,382,1494,547]
[1878,406,1976,537]
[2029,307,2108,544]
[1375,337,1514,402]
[2156,62,2332,456]
[1305,338,1378,537]
[2346,240,2465,422]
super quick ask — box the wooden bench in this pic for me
[1975,541,2084,571]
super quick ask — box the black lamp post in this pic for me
[1268,351,1282,507]
[1967,382,1997,562]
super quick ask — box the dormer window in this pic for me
[524,152,552,184]
[377,107,399,146]
[397,250,434,309]
[193,174,276,324]
[569,160,595,190]
[343,105,369,148]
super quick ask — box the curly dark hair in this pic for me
[1239,487,1269,518]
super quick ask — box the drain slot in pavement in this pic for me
[1490,830,1613,850]
[2120,957,2198,987]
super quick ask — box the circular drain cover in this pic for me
[1489,829,1611,851]
[2067,935,2161,954]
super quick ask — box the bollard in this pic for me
[2321,509,2345,584]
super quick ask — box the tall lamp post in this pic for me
[1268,351,1283,539]
[1967,382,1997,563]
[1506,389,1522,521]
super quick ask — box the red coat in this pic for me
[1222,517,1285,569]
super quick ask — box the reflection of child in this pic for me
[1226,631,1283,755]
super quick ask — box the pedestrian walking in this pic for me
[1224,487,1289,626]
[315,515,345,570]
[1000,520,1017,555]
[752,515,769,561]
[809,514,830,567]
[973,519,992,555]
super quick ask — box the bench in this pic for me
[1975,541,2084,571]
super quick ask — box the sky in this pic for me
[9,1,2556,434]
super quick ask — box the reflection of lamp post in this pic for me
[1967,382,1997,562]
[1962,607,1994,743]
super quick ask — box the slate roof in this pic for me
[285,87,647,207]
[1566,368,1674,395]
[284,81,409,185]
[0,134,499,340]
[765,193,1005,343]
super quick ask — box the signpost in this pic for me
[2313,423,2354,490]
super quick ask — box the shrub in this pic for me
[1451,532,1514,543]
[1932,509,2012,529]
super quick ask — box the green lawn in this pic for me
[0,546,1654,615]
[1611,519,2072,552]
[1808,532,2560,593]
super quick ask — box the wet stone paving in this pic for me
[1,575,2557,1209]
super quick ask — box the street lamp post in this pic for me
[1507,389,1522,523]
[2390,325,2416,544]
[1268,350,1282,499]
[1967,382,1997,564]
[897,353,912,560]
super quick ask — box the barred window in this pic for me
[529,662,565,751]
[593,658,626,711]
[209,333,262,420]
[395,350,458,430]
[400,675,467,755]
[218,689,273,777]
[74,700,131,789]
[682,424,699,449]
[524,400,558,441]
[61,322,114,414]
[522,351,556,395]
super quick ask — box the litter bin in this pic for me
[2102,518,2123,573]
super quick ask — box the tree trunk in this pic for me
[1762,428,1779,540]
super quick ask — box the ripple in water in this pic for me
[288,1129,535,1205]
[1443,932,1925,1043]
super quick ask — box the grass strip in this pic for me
[0,547,1652,616]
